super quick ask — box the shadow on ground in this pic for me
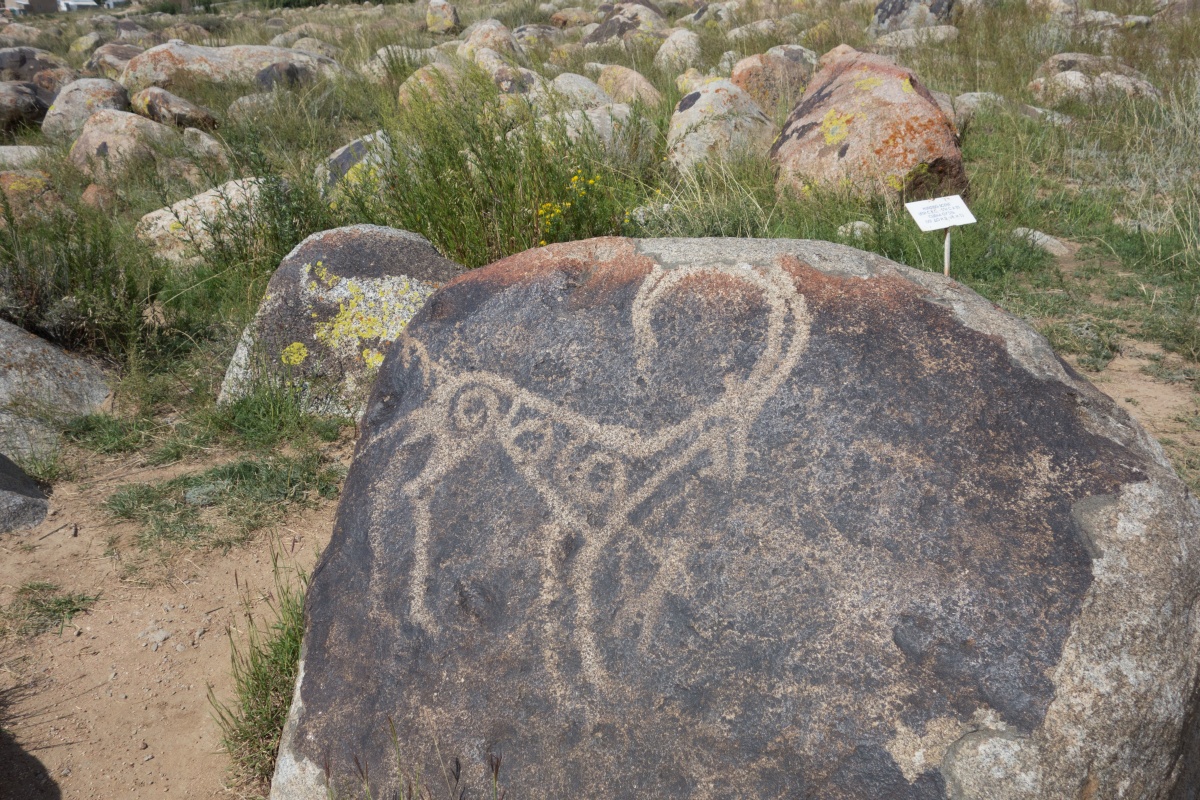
[0,682,61,800]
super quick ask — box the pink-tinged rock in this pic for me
[68,108,176,181]
[730,51,814,116]
[771,47,965,198]
[119,40,340,93]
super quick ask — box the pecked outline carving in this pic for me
[356,261,812,693]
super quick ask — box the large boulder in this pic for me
[119,41,341,93]
[772,48,965,198]
[0,82,46,132]
[596,64,663,105]
[0,318,109,459]
[582,2,669,46]
[130,86,217,130]
[270,236,1200,800]
[1028,52,1160,106]
[136,178,262,265]
[68,109,177,181]
[426,0,462,34]
[871,0,956,34]
[41,78,129,141]
[652,28,701,72]
[666,80,776,171]
[0,48,73,102]
[0,452,48,534]
[218,226,462,416]
[730,50,814,116]
[85,42,143,79]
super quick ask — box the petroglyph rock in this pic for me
[271,237,1200,800]
[772,47,966,198]
[219,226,462,417]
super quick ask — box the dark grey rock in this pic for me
[0,452,47,533]
[271,237,1200,800]
[0,81,47,132]
[219,225,462,417]
[0,318,110,459]
[871,0,955,34]
[0,47,74,102]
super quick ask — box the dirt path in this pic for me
[0,455,337,800]
[0,347,1195,800]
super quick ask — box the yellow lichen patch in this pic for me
[281,341,309,366]
[820,109,854,145]
[901,77,915,94]
[309,261,339,289]
[853,76,884,92]
[362,348,385,370]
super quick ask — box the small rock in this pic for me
[1013,227,1071,256]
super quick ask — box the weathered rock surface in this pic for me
[653,28,701,72]
[0,145,44,168]
[0,318,109,459]
[41,78,129,141]
[583,2,668,46]
[271,236,1200,800]
[136,178,262,265]
[68,109,177,181]
[871,0,956,34]
[596,64,663,105]
[0,170,60,224]
[772,47,966,197]
[86,42,144,79]
[219,225,461,416]
[730,51,813,115]
[0,82,46,132]
[0,48,73,102]
[119,41,340,93]
[0,452,48,534]
[667,80,776,171]
[130,86,217,130]
[319,130,390,194]
[876,23,959,49]
[426,0,461,34]
[1028,52,1160,105]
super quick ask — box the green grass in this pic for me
[211,553,308,793]
[105,453,343,550]
[1,582,98,636]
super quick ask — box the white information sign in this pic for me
[904,195,976,232]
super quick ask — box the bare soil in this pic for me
[0,453,339,800]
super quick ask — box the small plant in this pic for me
[64,414,157,454]
[212,551,308,793]
[2,582,98,636]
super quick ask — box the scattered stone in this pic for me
[130,86,217,130]
[772,47,966,198]
[41,78,129,141]
[0,48,73,103]
[291,38,339,60]
[183,126,227,166]
[653,28,701,72]
[875,23,958,48]
[1028,52,1159,106]
[457,20,523,60]
[0,145,44,168]
[667,80,776,171]
[583,2,668,46]
[513,24,561,49]
[80,182,117,212]
[219,225,462,416]
[136,179,263,266]
[161,22,211,43]
[426,0,461,34]
[0,318,109,459]
[596,64,663,106]
[68,109,176,182]
[1013,227,1071,256]
[0,452,48,534]
[551,7,599,27]
[871,0,956,34]
[0,170,60,225]
[727,18,781,41]
[838,219,875,240]
[319,130,390,194]
[0,82,46,131]
[227,92,276,121]
[120,41,340,93]
[86,42,144,80]
[546,72,611,109]
[69,32,107,56]
[951,90,1004,128]
[271,236,1200,800]
[730,51,813,115]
